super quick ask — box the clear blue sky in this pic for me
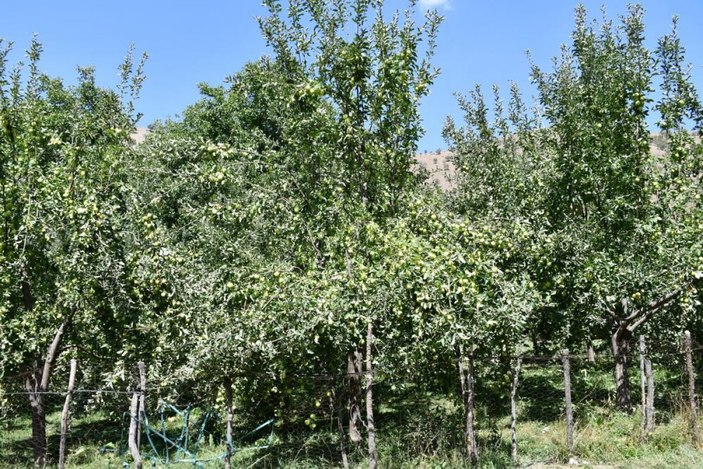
[2,1,702,151]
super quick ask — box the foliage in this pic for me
[0,38,147,378]
[445,5,703,360]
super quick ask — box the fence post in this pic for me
[128,388,143,469]
[456,344,478,465]
[332,387,350,469]
[467,351,477,465]
[562,349,574,455]
[347,349,363,444]
[224,375,233,469]
[684,330,700,444]
[58,359,77,469]
[510,355,523,464]
[137,361,146,449]
[645,357,654,435]
[639,335,647,438]
[365,321,378,469]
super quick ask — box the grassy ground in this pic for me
[2,359,702,467]
[3,407,702,467]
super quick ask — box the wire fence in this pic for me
[2,336,703,467]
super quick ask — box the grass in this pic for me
[2,359,703,467]
[2,408,702,467]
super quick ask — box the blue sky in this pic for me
[1,1,702,151]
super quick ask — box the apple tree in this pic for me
[0,38,146,464]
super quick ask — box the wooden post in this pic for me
[224,376,234,469]
[58,359,77,469]
[456,344,478,465]
[332,387,350,469]
[645,357,654,435]
[510,355,523,464]
[137,362,146,449]
[562,349,574,455]
[347,349,363,444]
[128,390,143,469]
[639,335,647,437]
[467,352,477,465]
[684,331,700,444]
[365,321,378,469]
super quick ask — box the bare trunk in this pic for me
[587,341,595,363]
[58,359,77,469]
[611,329,632,411]
[684,331,700,443]
[562,349,574,455]
[137,362,146,449]
[531,334,539,355]
[333,388,349,469]
[25,367,47,468]
[365,322,377,469]
[456,344,478,465]
[25,318,68,467]
[224,376,233,469]
[639,335,647,438]
[645,357,654,434]
[22,279,44,468]
[510,356,523,464]
[22,280,35,311]
[347,349,363,444]
[128,391,142,469]
[606,290,684,414]
[21,277,71,467]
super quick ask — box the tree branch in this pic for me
[644,288,683,313]
[599,298,618,321]
[626,288,683,333]
[40,316,71,391]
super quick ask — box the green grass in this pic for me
[2,409,702,468]
[3,360,702,467]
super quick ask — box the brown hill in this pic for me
[414,150,455,190]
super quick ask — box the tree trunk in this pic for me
[347,349,363,444]
[645,357,655,434]
[510,356,523,464]
[128,391,143,469]
[21,280,35,311]
[639,335,647,438]
[22,278,47,468]
[137,362,146,449]
[456,344,478,465]
[587,341,596,363]
[611,328,632,411]
[224,376,233,469]
[531,333,541,356]
[365,321,378,469]
[25,366,47,468]
[605,290,685,413]
[562,349,574,455]
[24,317,69,467]
[58,359,77,469]
[332,388,349,469]
[683,331,700,443]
